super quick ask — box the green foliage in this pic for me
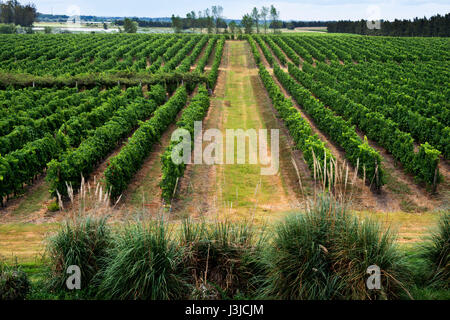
[0,23,16,34]
[256,60,334,182]
[45,215,112,293]
[195,36,218,73]
[286,63,391,189]
[259,195,408,300]
[123,18,137,33]
[181,219,265,299]
[253,35,274,66]
[293,61,441,187]
[207,36,225,89]
[97,221,188,300]
[46,86,163,196]
[46,201,59,212]
[272,36,300,65]
[105,86,187,200]
[262,35,287,65]
[241,14,254,34]
[419,213,450,289]
[0,262,31,300]
[160,85,210,202]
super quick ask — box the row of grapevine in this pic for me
[280,37,313,64]
[287,36,326,62]
[195,37,218,73]
[288,63,442,188]
[0,88,118,155]
[330,61,449,124]
[207,37,226,89]
[274,64,385,189]
[0,87,140,200]
[160,85,210,202]
[46,85,167,196]
[304,37,350,63]
[105,86,188,200]
[308,62,449,159]
[261,35,287,66]
[56,86,169,149]
[272,37,300,66]
[162,36,202,72]
[254,35,274,66]
[177,36,210,72]
[247,36,335,182]
[0,87,80,136]
[0,34,224,77]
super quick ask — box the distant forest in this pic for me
[0,0,37,26]
[328,13,450,37]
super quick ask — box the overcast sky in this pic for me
[32,0,450,21]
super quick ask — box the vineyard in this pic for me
[0,33,448,218]
[0,34,442,222]
[0,30,448,301]
[250,34,449,195]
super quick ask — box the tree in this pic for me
[286,22,295,30]
[261,6,269,34]
[229,20,237,34]
[241,14,253,34]
[123,18,137,33]
[171,15,183,33]
[198,11,204,33]
[270,5,280,33]
[103,22,108,30]
[212,5,223,34]
[0,0,37,27]
[186,11,196,31]
[204,9,214,34]
[251,7,260,33]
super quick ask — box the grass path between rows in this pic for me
[173,40,299,223]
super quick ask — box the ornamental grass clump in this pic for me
[45,215,112,293]
[97,221,188,300]
[419,213,449,289]
[259,194,409,300]
[181,219,265,299]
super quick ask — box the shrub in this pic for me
[0,24,16,34]
[97,221,188,300]
[47,201,60,212]
[420,213,449,289]
[0,263,31,300]
[45,215,112,293]
[181,220,264,299]
[259,195,408,300]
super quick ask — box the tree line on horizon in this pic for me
[328,13,450,37]
[0,0,37,27]
[168,5,286,34]
[0,0,448,37]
